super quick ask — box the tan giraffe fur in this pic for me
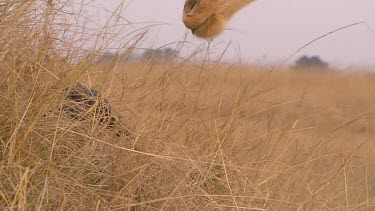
[183,0,255,38]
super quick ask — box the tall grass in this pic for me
[1,0,375,210]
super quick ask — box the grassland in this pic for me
[1,0,375,210]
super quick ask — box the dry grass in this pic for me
[1,0,375,210]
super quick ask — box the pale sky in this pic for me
[87,0,375,68]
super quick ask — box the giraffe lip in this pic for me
[191,16,211,34]
[191,26,199,34]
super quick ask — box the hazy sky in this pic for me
[91,0,375,67]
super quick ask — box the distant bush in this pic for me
[98,52,141,63]
[294,55,329,69]
[98,48,180,64]
[142,47,179,63]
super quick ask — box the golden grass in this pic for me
[1,0,375,210]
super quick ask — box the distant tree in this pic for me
[142,47,179,63]
[294,55,329,69]
[97,52,141,63]
[98,52,117,63]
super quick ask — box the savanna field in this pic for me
[1,1,375,210]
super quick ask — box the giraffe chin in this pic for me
[191,15,226,38]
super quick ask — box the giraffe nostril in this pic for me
[184,0,197,14]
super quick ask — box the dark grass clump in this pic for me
[63,82,117,129]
